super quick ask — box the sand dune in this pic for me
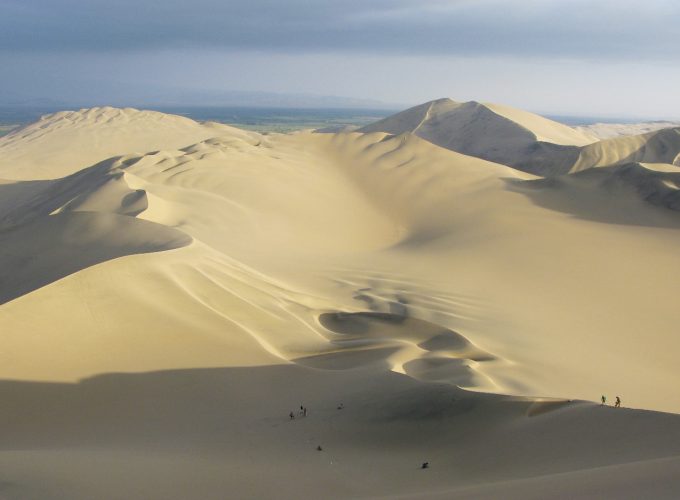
[359,98,597,175]
[0,106,253,180]
[360,99,680,177]
[507,162,680,223]
[1,105,680,498]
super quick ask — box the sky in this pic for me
[1,0,679,118]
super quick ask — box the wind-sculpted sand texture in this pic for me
[1,105,680,498]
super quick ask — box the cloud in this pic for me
[1,0,678,60]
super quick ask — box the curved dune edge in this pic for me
[295,311,499,392]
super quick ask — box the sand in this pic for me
[1,104,679,499]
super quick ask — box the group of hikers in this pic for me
[287,403,430,469]
[289,405,308,420]
[601,395,621,408]
[289,402,345,420]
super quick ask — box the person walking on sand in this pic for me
[289,411,295,420]
[615,396,621,408]
[601,395,606,406]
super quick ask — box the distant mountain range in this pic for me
[0,90,402,110]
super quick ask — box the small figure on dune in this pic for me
[601,395,606,406]
[289,411,295,420]
[337,403,344,410]
[615,396,621,408]
[317,445,323,451]
[421,462,429,469]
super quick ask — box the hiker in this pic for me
[615,396,621,408]
[289,411,295,420]
[317,445,323,451]
[601,395,606,406]
[421,462,429,469]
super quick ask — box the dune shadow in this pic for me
[319,312,471,351]
[0,364,484,450]
[504,164,680,228]
[0,211,191,305]
[0,162,191,304]
[315,311,496,389]
[294,346,400,370]
[403,357,478,386]
[0,364,678,480]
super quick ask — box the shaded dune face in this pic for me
[0,161,147,227]
[3,364,680,500]
[505,162,680,227]
[0,212,191,305]
[0,160,192,305]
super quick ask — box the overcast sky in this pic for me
[2,0,679,118]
